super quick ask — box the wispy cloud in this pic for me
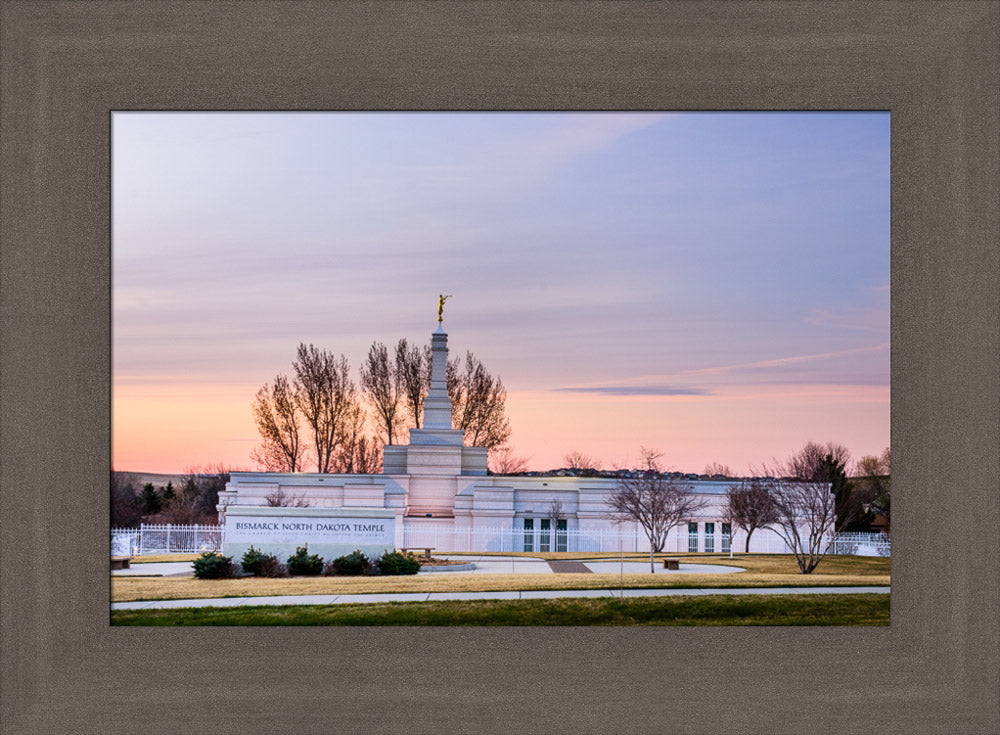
[545,344,890,397]
[803,307,888,332]
[669,343,889,379]
[409,113,670,203]
[512,113,668,165]
[552,385,711,397]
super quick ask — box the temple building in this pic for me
[217,318,789,554]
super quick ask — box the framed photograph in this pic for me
[109,109,891,625]
[2,2,997,733]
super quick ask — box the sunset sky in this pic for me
[112,111,889,475]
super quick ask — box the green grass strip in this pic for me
[112,593,889,626]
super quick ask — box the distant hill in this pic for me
[115,471,195,489]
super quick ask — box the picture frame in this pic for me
[1,2,996,732]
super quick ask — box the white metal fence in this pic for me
[403,525,890,556]
[403,525,646,553]
[111,523,224,555]
[112,523,889,557]
[826,531,892,557]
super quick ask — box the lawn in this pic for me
[111,553,889,603]
[447,551,890,576]
[111,592,890,626]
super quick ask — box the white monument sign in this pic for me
[222,506,395,562]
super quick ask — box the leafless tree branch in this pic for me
[608,448,708,572]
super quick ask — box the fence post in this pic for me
[194,523,199,550]
[139,522,145,556]
[166,524,171,553]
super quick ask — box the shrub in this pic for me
[241,546,265,575]
[286,545,324,576]
[257,555,287,577]
[241,546,284,577]
[326,549,375,576]
[377,550,421,576]
[192,551,235,579]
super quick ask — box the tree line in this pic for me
[111,465,237,528]
[252,340,511,474]
[609,442,891,574]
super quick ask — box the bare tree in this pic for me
[608,448,709,572]
[546,498,566,551]
[360,341,403,446]
[396,338,428,429]
[788,441,851,480]
[331,401,362,473]
[264,488,311,507]
[181,464,241,518]
[447,351,511,449]
[351,435,383,474]
[490,445,530,474]
[145,477,218,525]
[723,479,778,553]
[111,471,143,528]
[251,374,305,472]
[853,447,891,530]
[785,441,858,532]
[294,344,356,473]
[759,449,840,574]
[703,462,733,478]
[331,402,383,474]
[564,450,601,472]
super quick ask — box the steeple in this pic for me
[379,297,488,482]
[422,328,453,429]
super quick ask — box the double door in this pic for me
[523,518,568,552]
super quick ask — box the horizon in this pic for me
[112,111,889,475]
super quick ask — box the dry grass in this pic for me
[129,554,203,564]
[111,552,889,602]
[448,552,890,575]
[112,570,889,603]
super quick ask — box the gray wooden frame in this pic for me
[2,2,997,733]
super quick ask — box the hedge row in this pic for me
[192,546,421,579]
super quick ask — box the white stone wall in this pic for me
[221,329,809,553]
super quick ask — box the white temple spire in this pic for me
[423,320,453,429]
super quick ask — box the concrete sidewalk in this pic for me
[114,556,748,577]
[112,586,889,610]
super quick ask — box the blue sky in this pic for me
[113,111,889,473]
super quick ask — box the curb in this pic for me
[418,563,477,573]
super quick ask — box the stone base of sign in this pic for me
[222,506,395,563]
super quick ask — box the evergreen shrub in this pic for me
[286,545,324,576]
[327,549,375,576]
[377,550,421,576]
[241,546,266,575]
[192,551,235,579]
[241,546,284,577]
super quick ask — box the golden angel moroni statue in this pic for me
[437,293,452,322]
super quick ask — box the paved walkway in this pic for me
[112,586,890,610]
[547,560,593,573]
[112,556,886,611]
[113,556,747,578]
